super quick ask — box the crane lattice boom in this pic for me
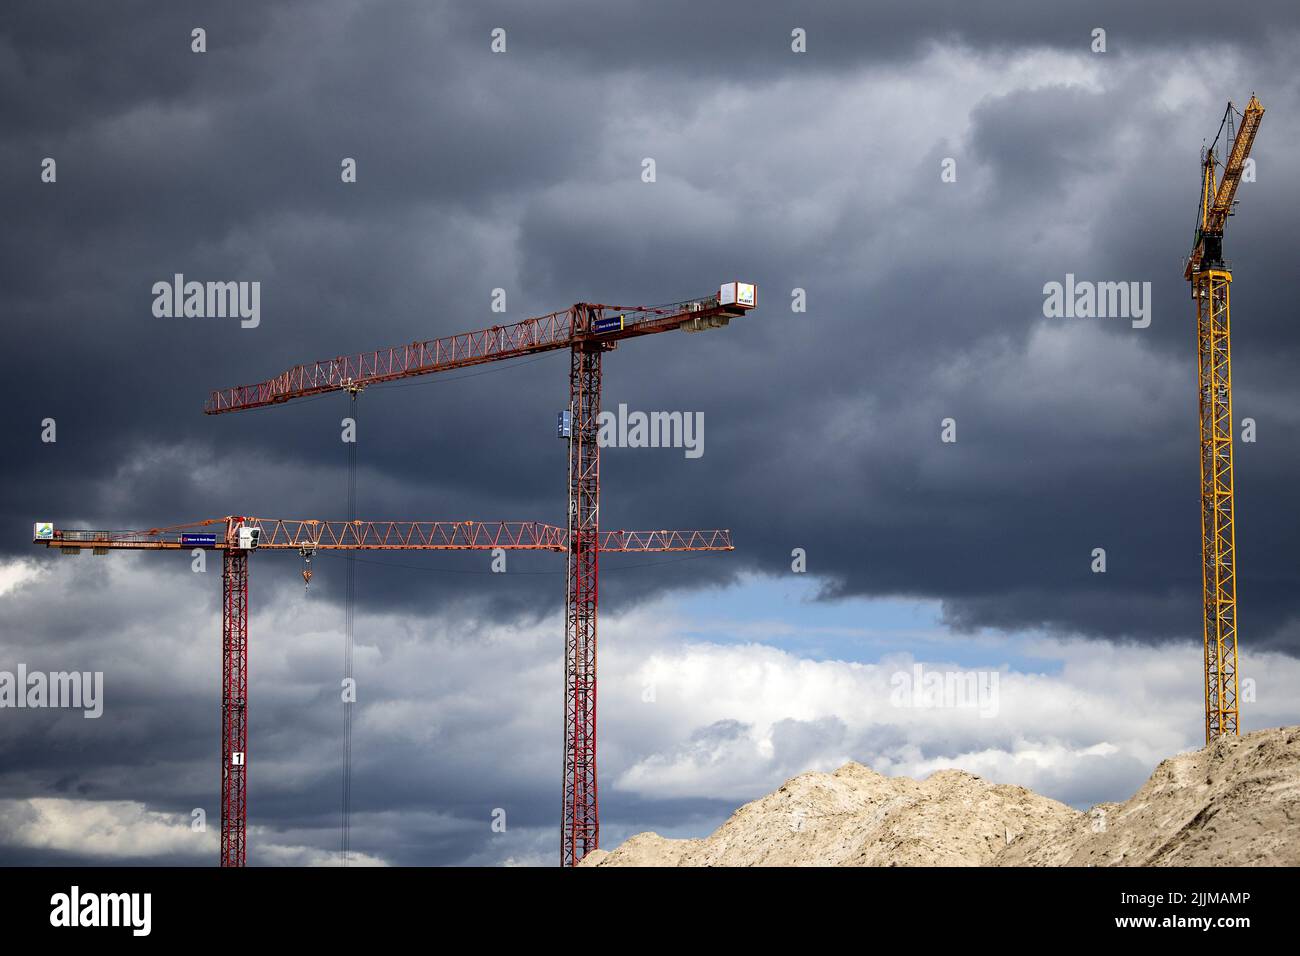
[36,519,732,554]
[205,293,751,414]
[1186,95,1265,278]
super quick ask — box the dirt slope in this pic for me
[997,725,1300,866]
[582,726,1300,867]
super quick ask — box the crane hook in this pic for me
[299,543,317,591]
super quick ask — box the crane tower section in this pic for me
[1187,96,1262,743]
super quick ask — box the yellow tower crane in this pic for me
[1184,94,1264,743]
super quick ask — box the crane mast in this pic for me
[564,325,602,864]
[221,535,249,867]
[1186,95,1263,744]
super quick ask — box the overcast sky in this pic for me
[1,0,1298,866]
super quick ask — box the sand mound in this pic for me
[583,760,1076,866]
[997,725,1300,866]
[583,726,1300,867]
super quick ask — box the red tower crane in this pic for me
[203,283,757,864]
[34,516,733,866]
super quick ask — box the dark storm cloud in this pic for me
[453,1,1299,73]
[3,0,1298,640]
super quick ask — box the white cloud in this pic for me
[0,797,387,865]
[598,606,1300,810]
[3,551,1297,861]
[0,559,44,599]
[0,797,212,859]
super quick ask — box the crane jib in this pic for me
[203,285,756,414]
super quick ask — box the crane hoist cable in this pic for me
[1190,105,1236,250]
